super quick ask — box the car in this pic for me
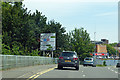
[58,51,79,70]
[116,63,120,67]
[83,57,96,67]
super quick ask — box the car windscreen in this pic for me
[61,52,76,57]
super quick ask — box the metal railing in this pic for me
[0,54,58,70]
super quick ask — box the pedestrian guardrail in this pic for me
[0,54,58,70]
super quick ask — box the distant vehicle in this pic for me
[83,57,96,67]
[58,51,79,70]
[116,63,120,67]
[96,56,102,59]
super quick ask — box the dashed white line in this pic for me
[108,67,110,69]
[115,71,118,73]
[83,75,85,77]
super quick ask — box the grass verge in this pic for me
[96,64,107,67]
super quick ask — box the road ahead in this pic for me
[1,64,119,80]
[34,66,118,78]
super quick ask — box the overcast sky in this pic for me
[23,0,119,43]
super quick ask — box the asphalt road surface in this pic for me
[34,66,118,78]
[1,64,119,80]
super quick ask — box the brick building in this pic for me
[90,44,108,58]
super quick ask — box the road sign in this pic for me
[40,33,56,51]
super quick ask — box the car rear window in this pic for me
[62,52,76,57]
[85,58,93,60]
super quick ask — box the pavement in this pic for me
[0,64,120,80]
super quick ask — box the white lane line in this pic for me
[115,71,118,73]
[83,75,85,77]
[82,71,83,72]
[111,69,114,71]
[108,67,110,69]
[17,72,30,78]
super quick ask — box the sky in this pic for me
[23,0,119,43]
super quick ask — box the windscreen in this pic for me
[62,52,76,57]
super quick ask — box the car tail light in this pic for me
[59,57,63,59]
[73,58,78,60]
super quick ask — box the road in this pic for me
[32,66,118,78]
[1,64,119,80]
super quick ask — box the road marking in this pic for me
[111,69,114,71]
[108,67,110,69]
[83,75,85,77]
[17,72,31,78]
[27,66,57,80]
[115,71,118,73]
[82,71,83,72]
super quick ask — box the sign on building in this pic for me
[40,33,56,51]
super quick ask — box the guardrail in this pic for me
[0,55,58,70]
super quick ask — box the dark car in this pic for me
[58,51,79,70]
[116,63,120,67]
[83,57,96,67]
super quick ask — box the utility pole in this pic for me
[94,32,96,59]
[94,32,96,42]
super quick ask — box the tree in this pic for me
[80,53,92,61]
[109,43,117,47]
[68,28,93,56]
[106,44,117,56]
[2,2,68,56]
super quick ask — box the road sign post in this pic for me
[52,51,53,58]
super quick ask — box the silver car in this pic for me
[83,57,96,67]
[58,51,79,70]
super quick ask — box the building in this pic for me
[90,43,108,58]
[96,44,107,53]
[91,39,109,44]
[101,39,109,44]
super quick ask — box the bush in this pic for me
[103,61,107,66]
[2,41,40,56]
[2,43,11,55]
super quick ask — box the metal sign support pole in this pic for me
[43,51,45,56]
[52,51,53,58]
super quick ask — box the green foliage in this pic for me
[11,41,23,55]
[109,43,117,47]
[30,49,39,56]
[0,34,2,54]
[68,28,94,56]
[2,43,11,55]
[106,44,116,56]
[80,53,92,61]
[1,2,95,57]
[96,64,105,67]
[103,61,107,66]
